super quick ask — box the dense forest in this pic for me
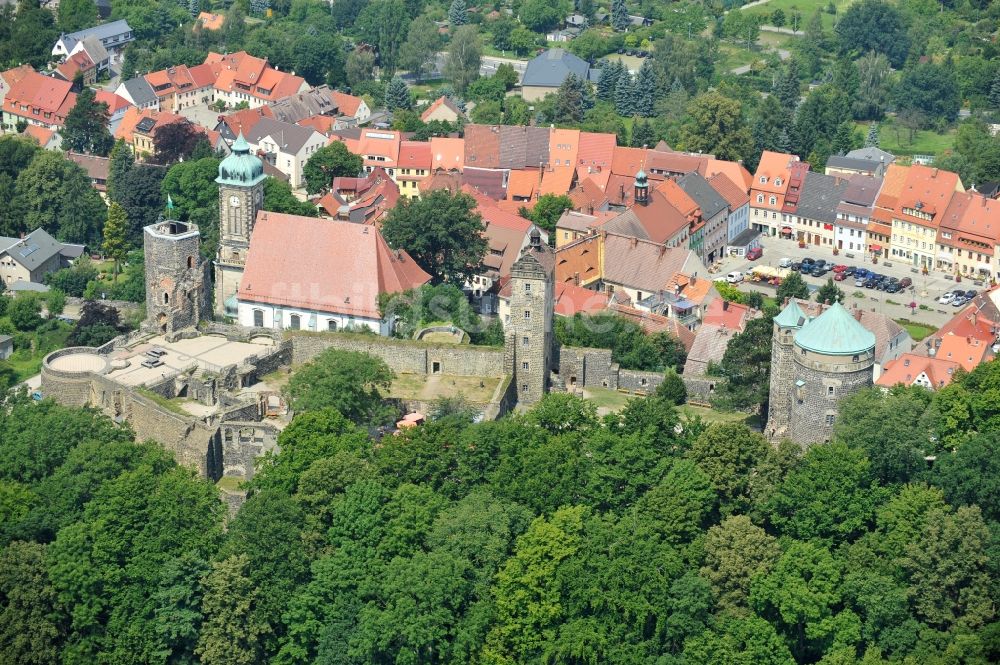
[1,346,998,664]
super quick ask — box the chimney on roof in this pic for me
[972,311,977,328]
[853,307,862,322]
[630,236,638,248]
[722,300,729,311]
[932,168,938,178]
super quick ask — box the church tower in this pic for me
[504,229,554,405]
[215,133,265,317]
[634,168,649,205]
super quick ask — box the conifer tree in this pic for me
[448,0,467,27]
[596,61,622,101]
[106,139,134,204]
[987,70,1000,110]
[614,72,635,117]
[633,59,659,117]
[776,127,792,153]
[385,77,412,111]
[102,203,129,281]
[611,0,629,32]
[630,119,655,148]
[864,122,879,148]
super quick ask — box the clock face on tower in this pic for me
[230,195,240,207]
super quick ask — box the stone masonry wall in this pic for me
[288,332,505,377]
[618,369,664,394]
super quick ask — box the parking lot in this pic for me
[715,235,979,329]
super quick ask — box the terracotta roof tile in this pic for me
[239,211,430,318]
[877,353,962,389]
[611,145,647,176]
[398,140,431,170]
[555,235,602,286]
[329,90,364,117]
[576,131,615,171]
[705,158,752,189]
[506,169,538,200]
[420,95,463,122]
[707,172,749,211]
[429,136,464,171]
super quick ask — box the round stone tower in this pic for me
[144,219,208,335]
[787,302,875,445]
[766,299,806,441]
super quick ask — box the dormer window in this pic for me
[769,196,777,205]
[757,194,764,204]
[775,178,783,186]
[760,176,767,184]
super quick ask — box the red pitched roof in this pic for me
[329,90,363,117]
[219,106,274,137]
[3,71,75,126]
[707,172,749,211]
[877,353,962,390]
[297,115,337,135]
[197,11,225,30]
[702,297,752,331]
[611,146,647,176]
[429,136,464,171]
[398,140,432,170]
[238,211,430,318]
[420,95,463,122]
[22,124,55,146]
[94,90,130,115]
[576,131,615,173]
[610,303,696,350]
[554,282,609,317]
[56,51,95,81]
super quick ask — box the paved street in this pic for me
[713,235,978,329]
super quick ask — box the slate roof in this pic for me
[845,147,896,164]
[119,76,157,107]
[677,173,728,220]
[245,117,320,154]
[0,229,82,271]
[796,171,849,224]
[238,211,430,318]
[522,48,590,88]
[268,86,338,124]
[62,19,131,46]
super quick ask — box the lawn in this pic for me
[581,386,635,411]
[874,119,956,158]
[389,373,498,403]
[895,319,936,342]
[744,0,857,31]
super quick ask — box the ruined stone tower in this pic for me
[215,132,265,318]
[144,218,209,334]
[767,301,875,445]
[505,230,554,405]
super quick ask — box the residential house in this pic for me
[645,150,709,180]
[329,90,370,125]
[66,152,110,193]
[750,150,801,236]
[396,140,432,198]
[429,136,464,172]
[888,165,963,270]
[597,232,707,305]
[333,128,402,177]
[236,211,430,334]
[0,65,33,111]
[420,95,464,123]
[21,124,62,150]
[245,117,326,188]
[268,86,340,125]
[94,90,131,132]
[869,163,909,259]
[705,158,752,191]
[520,48,592,102]
[678,172,729,265]
[683,298,758,402]
[785,171,849,250]
[825,147,895,178]
[196,12,225,31]
[214,106,275,142]
[115,107,218,158]
[709,172,753,257]
[207,51,309,109]
[114,77,159,111]
[602,173,696,249]
[554,210,617,247]
[51,19,132,70]
[916,293,999,372]
[633,271,718,330]
[473,203,550,313]
[2,71,75,131]
[316,167,400,225]
[54,51,97,86]
[143,63,216,111]
[876,353,962,390]
[0,229,85,286]
[936,191,1000,280]
[834,174,882,255]
[575,131,615,191]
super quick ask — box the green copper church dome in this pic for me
[216,133,265,187]
[794,301,876,356]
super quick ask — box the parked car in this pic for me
[885,282,901,293]
[965,289,977,298]
[790,262,802,272]
[801,257,816,267]
[952,296,968,307]
[779,257,792,268]
[938,292,956,305]
[843,266,856,276]
[864,278,879,288]
[726,271,744,283]
[855,277,867,287]
[746,247,763,261]
[899,277,912,289]
[811,266,829,277]
[834,272,848,281]
[832,264,848,273]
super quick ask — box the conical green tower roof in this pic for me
[216,132,265,187]
[793,302,875,356]
[774,299,806,329]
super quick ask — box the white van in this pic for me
[779,257,792,268]
[726,271,744,284]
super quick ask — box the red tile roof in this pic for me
[705,159,752,190]
[708,172,750,210]
[610,303,697,350]
[895,164,962,227]
[3,71,75,127]
[420,95,463,122]
[197,11,225,30]
[56,51,95,81]
[329,90,364,117]
[576,131,616,173]
[238,211,430,318]
[554,282,610,316]
[218,106,274,137]
[611,145,646,176]
[22,124,55,146]
[702,297,752,331]
[506,169,538,200]
[877,353,962,390]
[94,90,131,115]
[429,136,464,171]
[398,140,432,170]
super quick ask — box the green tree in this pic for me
[106,138,134,204]
[8,295,41,331]
[632,58,660,118]
[285,349,396,425]
[683,614,795,665]
[552,73,590,124]
[302,142,363,195]
[448,0,466,27]
[102,202,129,280]
[384,76,412,111]
[688,423,769,514]
[381,188,487,284]
[700,515,782,615]
[356,0,410,74]
[0,541,68,663]
[399,15,441,82]
[482,505,586,663]
[525,193,572,237]
[613,71,635,117]
[766,441,883,543]
[932,432,1000,523]
[611,0,628,31]
[519,0,564,33]
[816,278,845,304]
[894,62,961,128]
[61,87,113,156]
[713,315,773,414]
[777,272,809,301]
[636,459,716,545]
[263,177,316,216]
[656,368,687,405]
[771,8,786,27]
[115,164,165,244]
[196,555,272,665]
[445,25,482,94]
[14,150,107,244]
[596,60,624,102]
[679,92,754,163]
[835,0,909,68]
[345,49,376,89]
[773,59,801,110]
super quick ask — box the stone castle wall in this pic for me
[287,331,506,378]
[787,349,874,445]
[558,347,664,394]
